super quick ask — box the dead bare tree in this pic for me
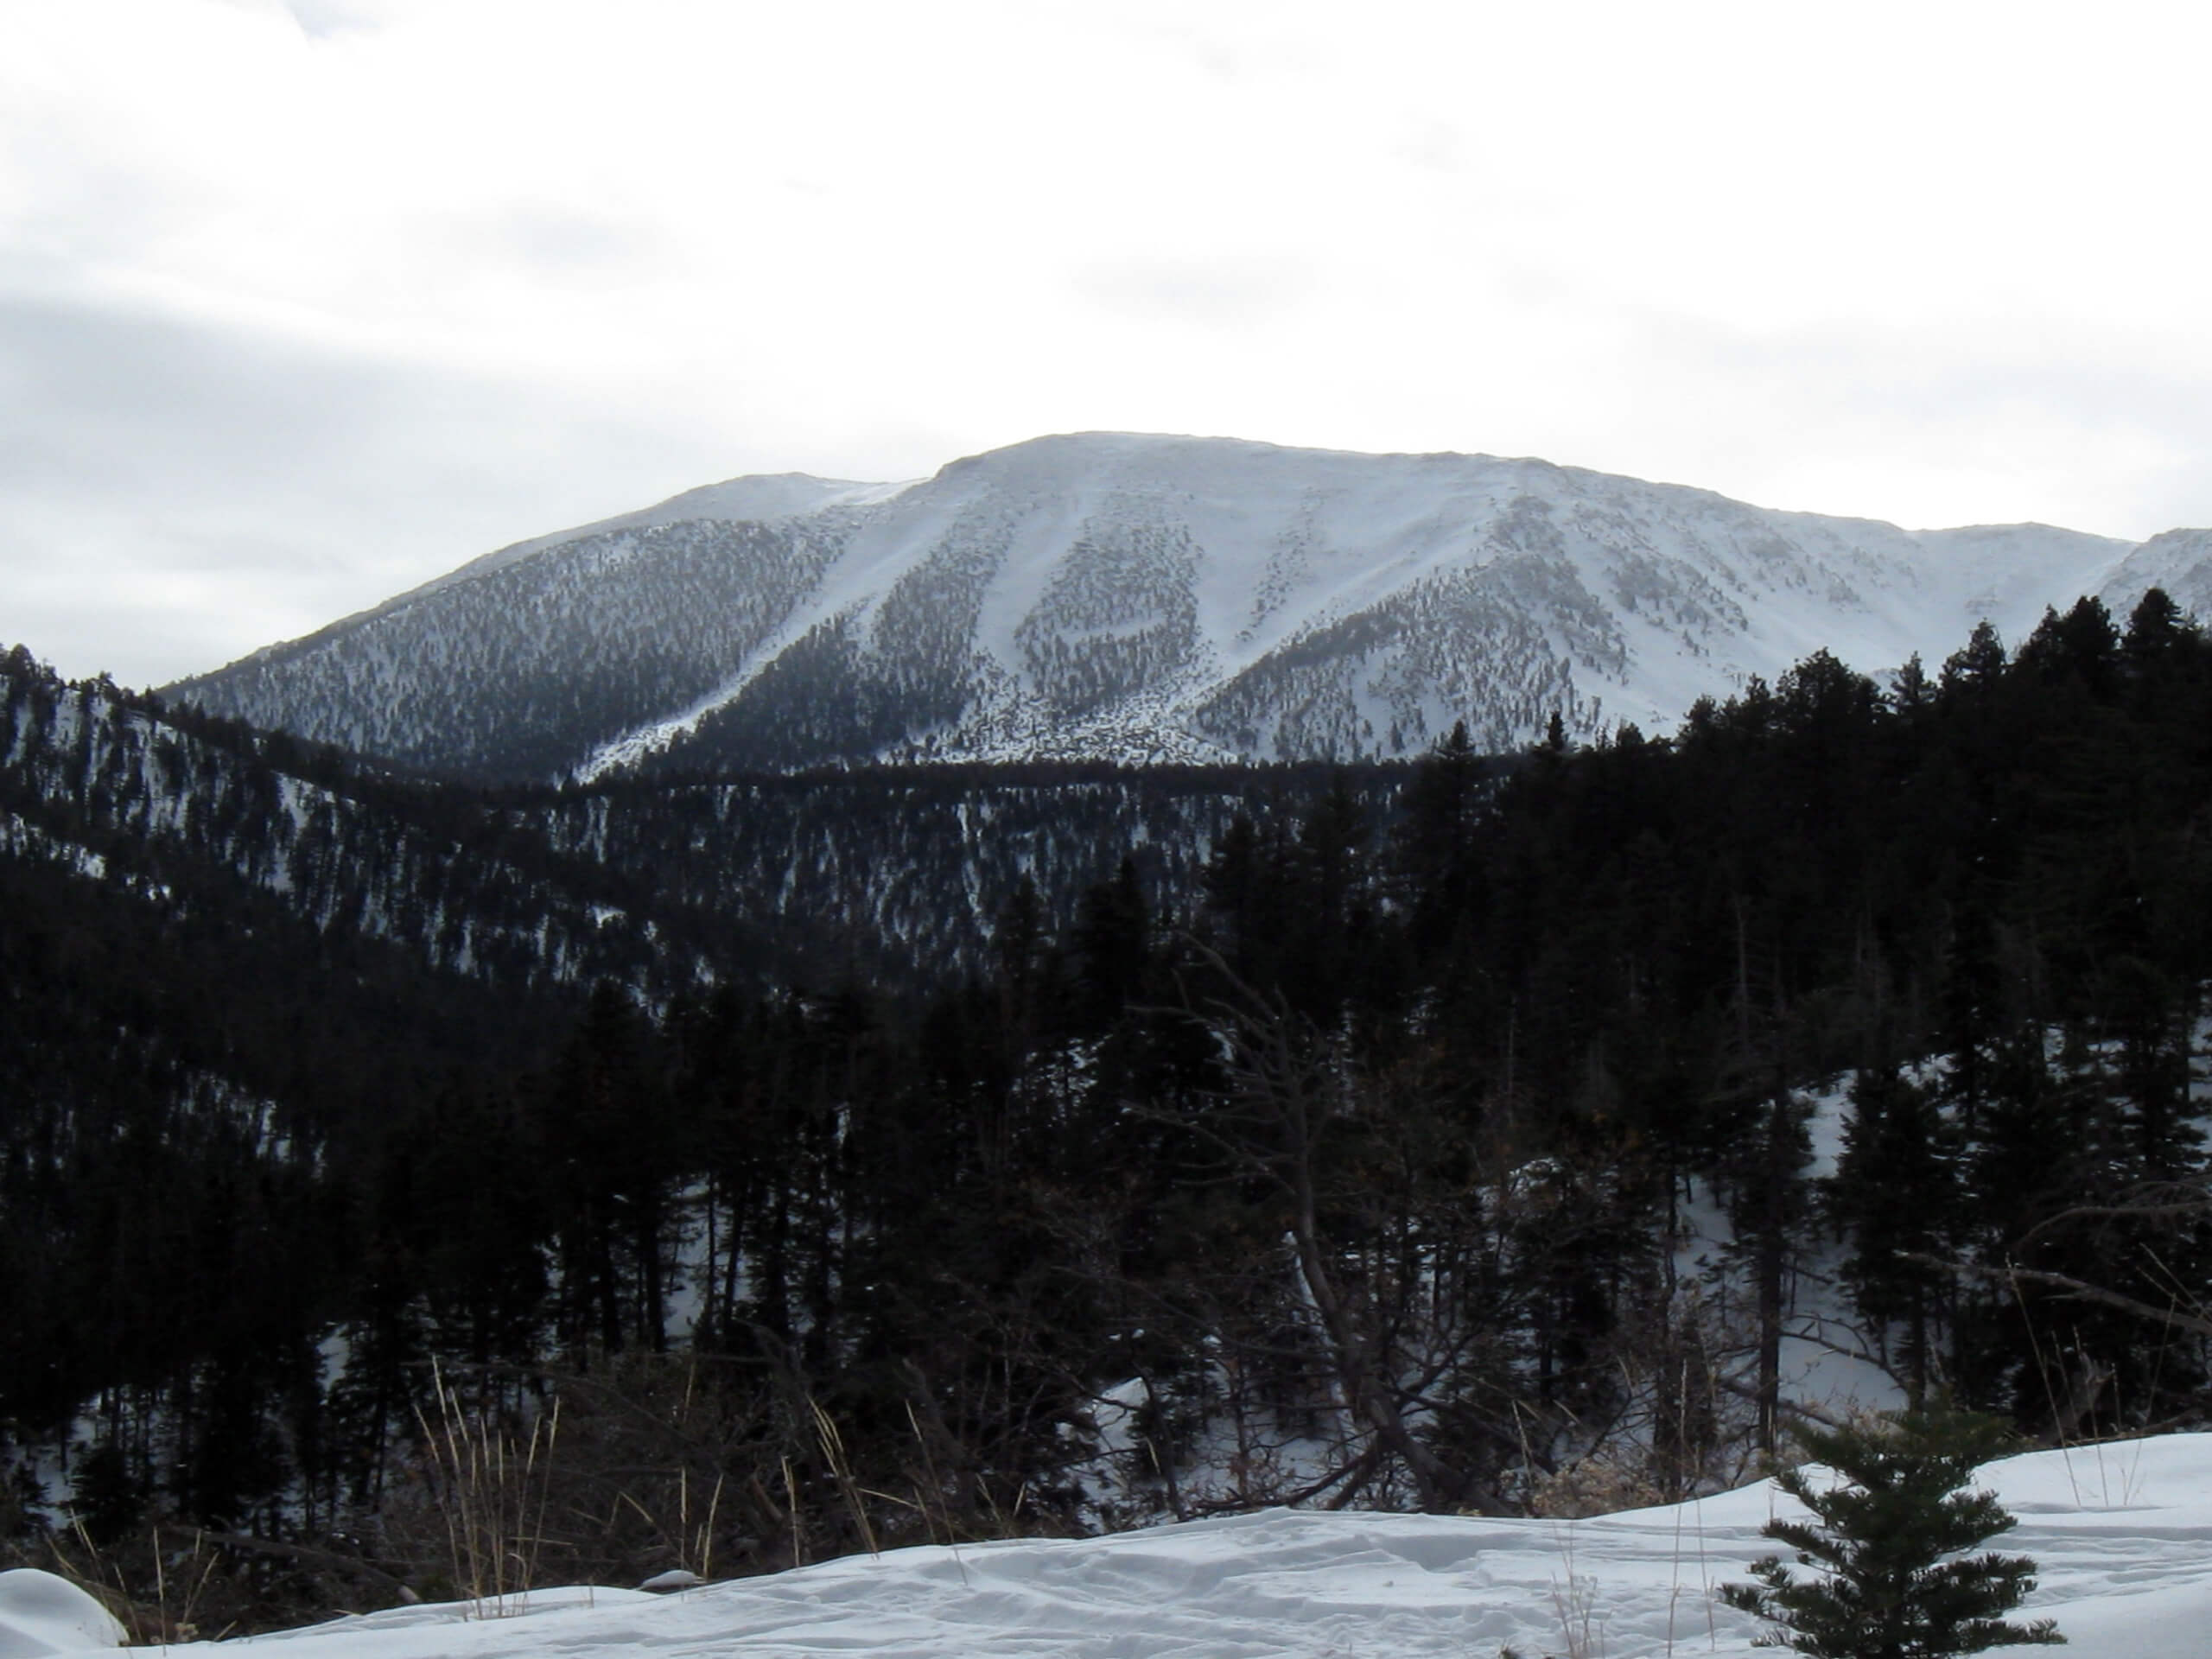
[1124,946,1517,1515]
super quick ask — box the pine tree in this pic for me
[1827,1068,1960,1402]
[1723,1406,2064,1657]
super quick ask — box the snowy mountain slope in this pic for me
[434,474,921,588]
[523,766,1402,988]
[0,656,733,1007]
[174,515,858,780]
[8,646,1412,1003]
[2102,526,2212,623]
[170,434,2174,783]
[66,1435,2207,1659]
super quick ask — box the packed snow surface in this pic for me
[0,1570,127,1659]
[48,1434,2212,1659]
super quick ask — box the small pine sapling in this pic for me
[1723,1406,2064,1657]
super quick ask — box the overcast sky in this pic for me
[6,0,2212,686]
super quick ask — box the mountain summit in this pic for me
[168,433,2209,781]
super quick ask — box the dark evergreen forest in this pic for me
[2,594,2209,1628]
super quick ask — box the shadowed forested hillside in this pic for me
[4,593,2210,1630]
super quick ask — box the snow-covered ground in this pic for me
[0,1571,127,1659]
[5,1433,2202,1659]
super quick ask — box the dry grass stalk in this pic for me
[412,1360,562,1618]
[810,1397,878,1557]
[45,1519,229,1646]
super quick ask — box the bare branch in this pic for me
[1906,1254,2212,1340]
[2013,1183,2212,1252]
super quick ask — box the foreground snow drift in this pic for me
[0,1571,127,1659]
[65,1435,2212,1658]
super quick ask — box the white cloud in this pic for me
[0,293,741,683]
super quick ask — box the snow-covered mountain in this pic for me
[168,433,2209,782]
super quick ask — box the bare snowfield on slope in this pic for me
[578,436,2166,772]
[0,1434,2193,1659]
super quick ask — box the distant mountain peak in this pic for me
[166,435,2210,783]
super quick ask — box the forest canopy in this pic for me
[2,594,2209,1624]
